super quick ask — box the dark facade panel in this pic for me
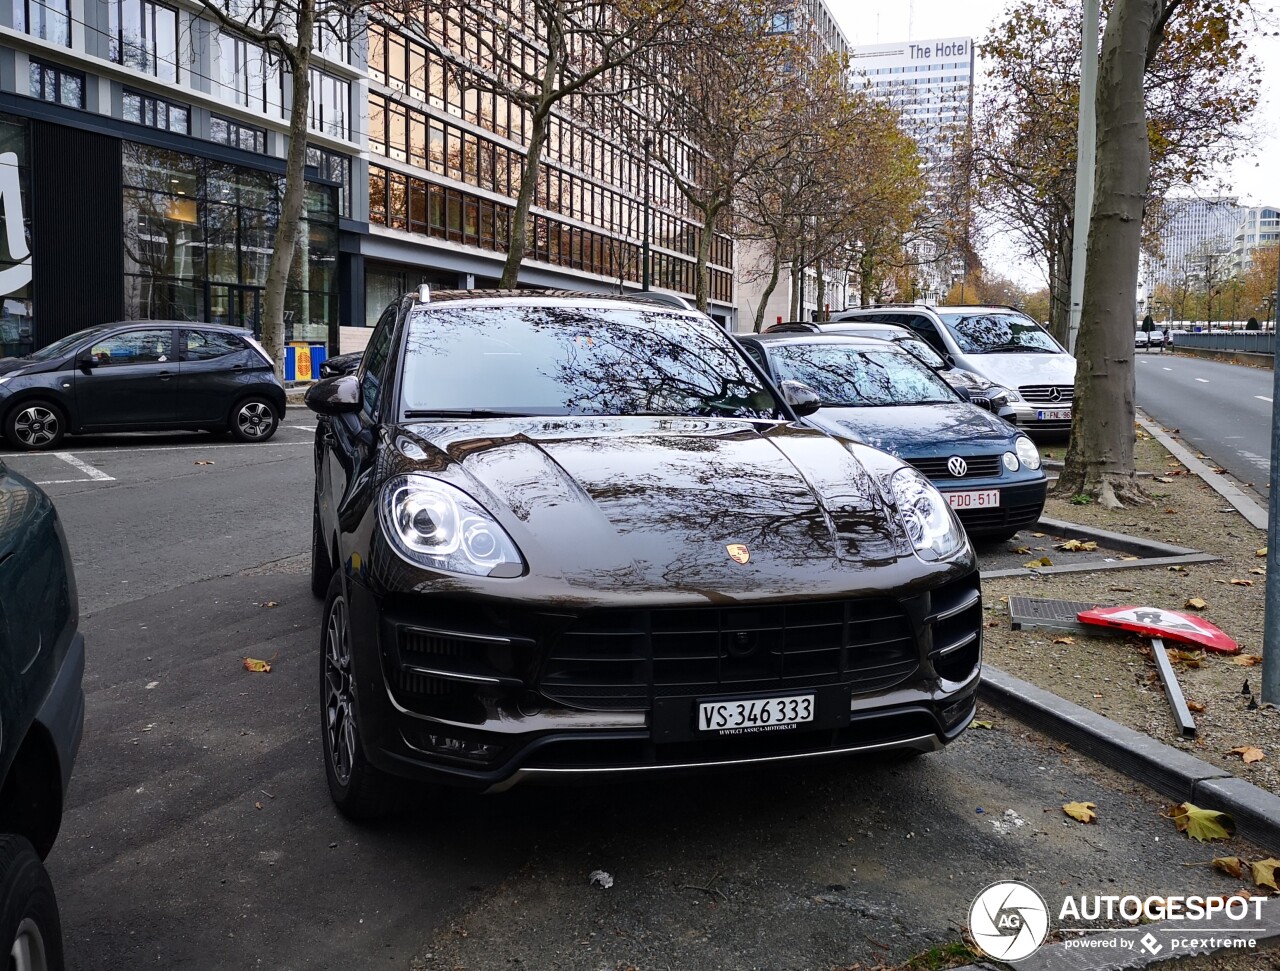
[31,121,123,345]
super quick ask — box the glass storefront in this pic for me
[122,141,338,344]
[363,262,454,326]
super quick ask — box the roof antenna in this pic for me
[417,284,431,303]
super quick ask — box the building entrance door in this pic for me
[207,284,262,337]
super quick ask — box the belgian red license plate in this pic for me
[947,490,1000,509]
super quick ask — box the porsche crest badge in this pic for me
[726,544,750,564]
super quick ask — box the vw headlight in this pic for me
[1014,436,1041,471]
[1002,451,1020,472]
[378,474,523,577]
[890,467,966,560]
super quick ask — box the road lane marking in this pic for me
[1163,367,1173,371]
[1257,396,1273,403]
[32,477,100,485]
[53,452,114,481]
[9,440,311,459]
[1195,378,1209,383]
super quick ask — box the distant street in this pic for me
[1136,351,1274,499]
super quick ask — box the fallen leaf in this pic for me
[242,657,272,674]
[1258,548,1268,557]
[1233,654,1262,666]
[261,601,279,608]
[254,801,263,810]
[1056,539,1099,552]
[1053,636,1076,645]
[1251,859,1280,892]
[1250,568,1266,576]
[1169,565,1187,573]
[970,719,994,729]
[1024,556,1053,568]
[194,459,215,466]
[1063,801,1097,824]
[1012,546,1031,554]
[1188,700,1207,713]
[1185,597,1209,611]
[1154,476,1175,483]
[1120,555,1140,561]
[1230,579,1254,587]
[589,870,614,889]
[1030,532,1045,538]
[1213,856,1246,879]
[1169,802,1235,842]
[1110,586,1136,592]
[1229,746,1265,763]
[1164,508,1178,515]
[1212,467,1228,474]
[1168,649,1202,668]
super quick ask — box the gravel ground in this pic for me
[973,531,1139,573]
[982,433,1277,794]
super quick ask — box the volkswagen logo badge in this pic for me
[947,455,968,477]
[1049,387,1063,402]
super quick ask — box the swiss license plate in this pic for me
[947,489,1000,509]
[698,694,814,733]
[1036,408,1072,421]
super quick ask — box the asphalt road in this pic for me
[1136,351,1275,499]
[3,413,1272,970]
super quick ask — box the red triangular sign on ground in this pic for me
[1076,606,1238,654]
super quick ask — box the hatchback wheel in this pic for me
[230,397,279,443]
[0,836,65,971]
[6,401,66,452]
[321,573,397,819]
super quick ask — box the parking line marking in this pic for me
[1162,367,1173,371]
[1257,396,1273,403]
[53,452,114,481]
[21,441,311,458]
[1195,378,1209,383]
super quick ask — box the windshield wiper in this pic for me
[980,344,1044,353]
[403,409,541,419]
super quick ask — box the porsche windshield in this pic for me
[939,312,1061,354]
[399,306,779,419]
[767,342,957,407]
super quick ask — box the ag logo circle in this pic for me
[969,881,1049,962]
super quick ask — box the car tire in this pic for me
[229,397,279,443]
[0,834,66,971]
[310,501,332,600]
[320,573,399,820]
[5,401,67,452]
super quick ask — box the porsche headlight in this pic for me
[1014,436,1041,471]
[378,474,523,576]
[890,467,966,560]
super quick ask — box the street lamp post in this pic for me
[641,136,652,292]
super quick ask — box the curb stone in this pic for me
[979,665,1280,852]
[1135,413,1268,531]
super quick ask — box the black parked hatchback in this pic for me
[0,321,286,450]
[306,290,982,818]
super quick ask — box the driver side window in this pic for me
[360,306,397,421]
[88,330,173,366]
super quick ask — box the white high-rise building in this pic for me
[849,37,975,169]
[1149,196,1241,287]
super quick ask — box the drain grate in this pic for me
[1008,596,1115,633]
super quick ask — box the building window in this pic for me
[12,0,69,45]
[123,90,189,134]
[29,60,83,108]
[214,32,279,115]
[108,0,178,82]
[306,145,351,217]
[309,70,349,138]
[210,115,266,153]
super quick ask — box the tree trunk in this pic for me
[261,0,314,381]
[789,261,801,319]
[1048,224,1072,346]
[859,250,874,308]
[499,104,549,288]
[814,258,826,320]
[753,244,782,332]
[1058,0,1155,508]
[695,208,715,312]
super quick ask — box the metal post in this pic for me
[1263,251,1280,704]
[1066,0,1099,354]
[641,136,652,292]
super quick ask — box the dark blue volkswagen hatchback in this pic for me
[0,321,285,450]
[738,334,1048,542]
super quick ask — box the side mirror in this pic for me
[780,379,821,418]
[76,352,95,373]
[953,384,972,402]
[305,374,362,416]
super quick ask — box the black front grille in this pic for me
[1019,384,1074,404]
[956,500,1044,533]
[540,599,919,711]
[909,455,1002,480]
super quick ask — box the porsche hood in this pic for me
[382,417,954,598]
